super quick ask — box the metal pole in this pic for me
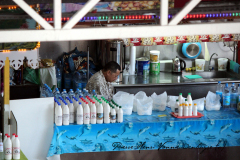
[87,46,89,81]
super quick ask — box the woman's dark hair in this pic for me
[103,61,121,73]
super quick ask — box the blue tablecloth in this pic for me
[47,108,240,157]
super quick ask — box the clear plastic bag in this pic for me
[192,97,205,111]
[205,91,221,111]
[151,92,167,111]
[137,97,153,115]
[113,91,134,115]
[133,91,148,112]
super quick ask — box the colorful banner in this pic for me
[47,109,240,157]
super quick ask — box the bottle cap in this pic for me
[179,104,182,106]
[7,135,10,138]
[189,104,192,106]
[92,102,95,104]
[93,89,95,92]
[76,88,79,91]
[185,99,187,101]
[194,103,197,105]
[86,102,88,104]
[185,104,188,106]
[5,133,8,136]
[63,89,66,91]
[70,100,73,103]
[79,102,82,105]
[176,99,179,102]
[218,81,221,83]
[12,133,15,136]
[70,89,73,91]
[119,106,122,108]
[225,83,228,87]
[179,93,182,95]
[15,135,18,137]
[188,93,191,95]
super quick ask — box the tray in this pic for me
[171,112,204,118]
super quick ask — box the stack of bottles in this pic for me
[173,93,198,117]
[0,133,20,160]
[54,88,123,126]
[216,81,240,109]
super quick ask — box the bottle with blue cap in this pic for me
[216,81,223,103]
[68,99,75,123]
[75,89,84,98]
[55,102,62,126]
[54,88,62,101]
[62,102,69,125]
[77,102,83,125]
[61,89,69,100]
[230,83,238,108]
[91,90,97,97]
[223,83,230,109]
[68,89,75,100]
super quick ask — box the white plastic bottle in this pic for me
[110,106,116,123]
[83,102,90,124]
[97,101,103,124]
[55,102,62,126]
[174,99,179,114]
[3,134,8,148]
[193,103,198,116]
[187,93,193,106]
[77,102,83,125]
[188,103,193,116]
[90,101,96,124]
[69,100,75,123]
[73,97,78,122]
[0,133,4,160]
[4,136,12,160]
[184,99,189,116]
[11,133,15,144]
[62,102,69,125]
[178,93,183,105]
[12,135,20,160]
[117,106,123,123]
[104,102,110,124]
[178,104,183,117]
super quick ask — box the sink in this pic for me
[182,71,240,80]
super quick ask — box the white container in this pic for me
[193,103,198,116]
[69,101,75,124]
[83,102,90,124]
[117,106,123,123]
[77,102,83,125]
[90,102,97,124]
[73,97,78,123]
[62,103,69,125]
[218,58,228,71]
[3,134,8,148]
[195,59,205,71]
[11,134,15,145]
[4,136,12,160]
[97,102,103,124]
[104,103,110,124]
[187,93,193,106]
[178,104,183,117]
[188,104,193,116]
[55,103,62,126]
[178,93,183,105]
[184,101,189,116]
[12,135,20,160]
[150,50,160,62]
[110,107,116,123]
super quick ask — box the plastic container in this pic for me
[77,102,83,125]
[62,102,69,125]
[230,83,238,108]
[68,89,75,100]
[150,50,160,62]
[113,91,134,115]
[56,68,62,91]
[61,89,69,100]
[171,111,204,118]
[137,97,153,115]
[195,59,205,71]
[0,133,3,160]
[150,61,160,75]
[12,135,20,160]
[216,81,223,103]
[4,136,12,160]
[83,102,90,124]
[64,73,72,90]
[223,83,230,108]
[117,106,123,123]
[55,102,62,126]
[54,88,62,101]
[218,58,228,71]
[136,57,150,76]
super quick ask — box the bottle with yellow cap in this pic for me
[188,103,192,116]
[184,99,189,116]
[193,103,198,116]
[178,103,183,117]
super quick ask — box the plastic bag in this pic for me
[151,92,167,111]
[206,91,221,111]
[133,91,148,112]
[137,97,153,115]
[113,91,134,115]
[23,67,41,85]
[193,97,205,111]
[167,96,186,109]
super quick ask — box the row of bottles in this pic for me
[174,93,198,117]
[216,81,239,109]
[54,94,123,126]
[0,133,20,160]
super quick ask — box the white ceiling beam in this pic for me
[62,0,100,29]
[0,22,240,43]
[12,0,53,30]
[54,0,62,29]
[160,0,169,26]
[169,0,201,26]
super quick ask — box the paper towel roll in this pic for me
[129,46,136,75]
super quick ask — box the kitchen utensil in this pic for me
[195,59,205,71]
[150,50,160,62]
[136,57,150,76]
[150,61,160,75]
[184,75,203,79]
[182,43,202,59]
[218,58,228,71]
[172,56,186,73]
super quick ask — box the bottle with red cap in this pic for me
[90,101,96,124]
[12,135,20,160]
[11,133,15,144]
[83,102,90,124]
[3,133,8,147]
[4,135,12,160]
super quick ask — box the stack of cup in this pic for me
[149,50,160,75]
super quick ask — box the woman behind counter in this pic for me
[86,61,121,100]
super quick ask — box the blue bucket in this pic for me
[136,58,150,76]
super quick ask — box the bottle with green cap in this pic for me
[110,106,116,123]
[187,93,192,107]
[117,106,123,123]
[178,93,183,105]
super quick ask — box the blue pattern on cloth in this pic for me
[47,108,240,157]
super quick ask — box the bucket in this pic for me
[150,50,160,62]
[150,61,160,75]
[136,57,150,76]
[218,58,228,71]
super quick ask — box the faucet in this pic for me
[209,53,218,71]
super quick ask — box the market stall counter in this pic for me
[47,108,240,157]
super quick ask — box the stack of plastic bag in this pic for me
[133,91,148,112]
[113,91,134,115]
[151,92,167,111]
[205,91,221,111]
[192,97,205,111]
[133,91,153,115]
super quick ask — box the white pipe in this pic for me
[54,0,62,29]
[63,0,100,29]
[160,0,169,26]
[12,0,53,30]
[169,0,201,26]
[0,22,240,42]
